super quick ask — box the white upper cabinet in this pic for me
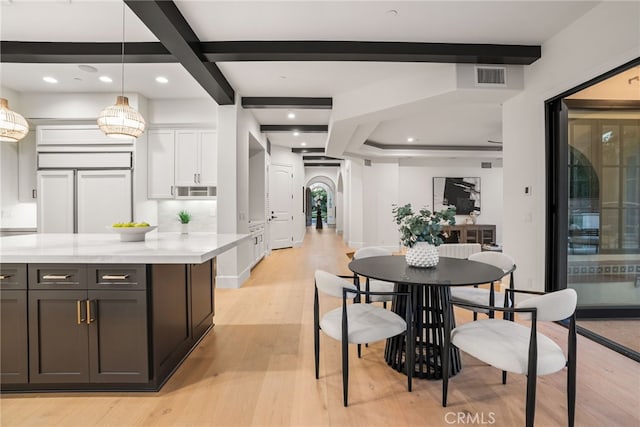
[174,130,199,186]
[147,130,175,199]
[174,129,217,187]
[198,130,217,186]
[18,133,37,203]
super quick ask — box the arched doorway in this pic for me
[306,175,337,230]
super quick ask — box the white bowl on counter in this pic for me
[106,226,158,242]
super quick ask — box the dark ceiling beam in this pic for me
[2,40,541,66]
[201,41,541,65]
[365,141,502,151]
[303,155,340,161]
[304,163,340,167]
[261,125,328,133]
[125,0,234,105]
[0,41,173,63]
[292,147,325,154]
[242,97,333,109]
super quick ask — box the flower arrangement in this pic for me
[392,203,456,248]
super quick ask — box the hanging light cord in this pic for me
[121,0,125,97]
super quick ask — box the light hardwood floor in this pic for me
[1,229,639,426]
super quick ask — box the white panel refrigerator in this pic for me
[37,169,132,233]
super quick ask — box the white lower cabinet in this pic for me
[249,223,266,268]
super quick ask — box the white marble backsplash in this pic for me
[157,200,217,232]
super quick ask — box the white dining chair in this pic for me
[313,270,413,406]
[353,246,395,307]
[450,251,516,320]
[442,288,577,427]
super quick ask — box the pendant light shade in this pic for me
[0,98,29,142]
[98,1,145,139]
[97,96,146,139]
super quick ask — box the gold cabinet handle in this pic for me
[86,300,94,324]
[101,274,130,280]
[0,274,12,280]
[43,274,71,280]
[77,300,86,324]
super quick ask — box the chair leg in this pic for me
[473,311,478,321]
[383,301,387,309]
[525,374,537,427]
[357,344,362,358]
[502,370,507,384]
[314,325,320,379]
[314,286,320,380]
[568,315,577,427]
[342,338,349,407]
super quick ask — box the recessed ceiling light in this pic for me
[287,111,296,119]
[386,9,398,16]
[155,76,169,84]
[42,76,58,84]
[78,65,98,73]
[407,137,414,142]
[300,142,307,146]
[99,76,113,83]
[293,131,300,136]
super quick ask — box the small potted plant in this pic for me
[392,203,456,267]
[178,210,192,234]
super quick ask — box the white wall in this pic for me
[346,159,365,248]
[503,1,640,291]
[217,101,270,288]
[362,162,400,249]
[147,98,217,126]
[398,159,504,242]
[353,158,503,250]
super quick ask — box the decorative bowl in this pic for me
[107,226,158,242]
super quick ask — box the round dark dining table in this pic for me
[349,255,505,380]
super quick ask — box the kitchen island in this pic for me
[0,232,250,392]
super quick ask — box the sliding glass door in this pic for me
[546,59,640,359]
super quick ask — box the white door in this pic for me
[199,130,217,186]
[269,164,294,250]
[77,170,131,233]
[174,130,199,186]
[147,129,175,199]
[37,170,74,233]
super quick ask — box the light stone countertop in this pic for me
[0,232,251,264]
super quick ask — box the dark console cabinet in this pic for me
[443,224,497,245]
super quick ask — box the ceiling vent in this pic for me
[364,159,372,166]
[481,162,492,169]
[475,66,507,86]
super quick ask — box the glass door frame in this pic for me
[544,57,640,319]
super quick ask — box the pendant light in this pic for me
[97,1,145,139]
[0,98,29,142]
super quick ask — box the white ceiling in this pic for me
[0,0,602,156]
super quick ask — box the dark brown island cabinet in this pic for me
[0,260,215,392]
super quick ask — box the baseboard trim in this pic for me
[216,264,251,289]
[294,240,304,247]
[348,241,364,249]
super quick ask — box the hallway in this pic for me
[1,229,638,426]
